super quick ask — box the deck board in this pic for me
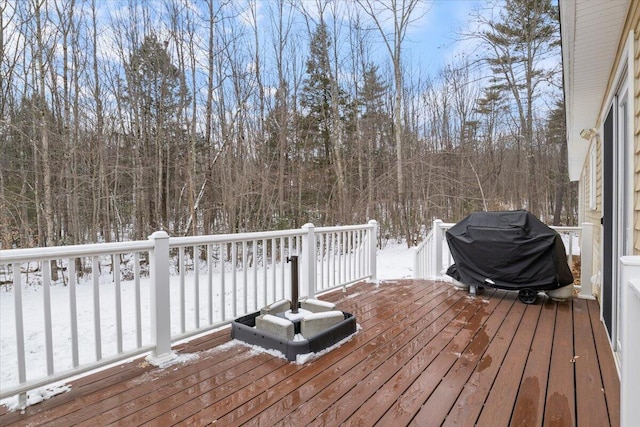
[0,280,620,426]
[587,298,620,427]
[296,289,480,426]
[475,298,538,426]
[544,299,576,426]
[509,300,556,427]
[225,282,451,426]
[442,294,526,426]
[410,290,513,426]
[573,298,610,427]
[341,295,473,426]
[375,297,486,426]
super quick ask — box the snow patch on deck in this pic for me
[4,383,71,412]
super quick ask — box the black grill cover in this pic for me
[445,210,574,291]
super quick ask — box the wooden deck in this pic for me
[1,280,620,426]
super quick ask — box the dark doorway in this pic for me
[602,106,613,338]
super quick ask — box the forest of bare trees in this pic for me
[0,0,575,249]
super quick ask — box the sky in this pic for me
[405,0,485,73]
[1,0,494,130]
[96,0,487,80]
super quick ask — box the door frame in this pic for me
[600,32,635,362]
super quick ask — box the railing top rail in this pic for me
[414,230,434,252]
[168,228,305,247]
[550,226,582,232]
[315,223,375,233]
[168,224,376,248]
[0,223,377,264]
[0,240,154,264]
[436,221,578,233]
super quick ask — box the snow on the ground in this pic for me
[376,239,414,280]
[0,241,414,411]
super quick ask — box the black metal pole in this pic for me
[287,255,299,313]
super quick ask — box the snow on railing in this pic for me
[0,221,377,408]
[413,219,594,299]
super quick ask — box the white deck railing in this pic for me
[620,256,640,426]
[413,219,595,299]
[0,221,377,407]
[412,219,454,281]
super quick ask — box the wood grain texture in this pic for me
[0,281,619,427]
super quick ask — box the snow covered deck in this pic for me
[0,279,619,426]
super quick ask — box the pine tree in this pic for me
[299,20,349,222]
[359,63,389,219]
[123,33,190,234]
[477,0,559,216]
[546,100,571,225]
[300,21,346,164]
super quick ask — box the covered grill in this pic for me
[445,210,573,303]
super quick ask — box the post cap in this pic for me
[148,230,170,240]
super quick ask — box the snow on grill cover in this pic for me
[445,210,574,291]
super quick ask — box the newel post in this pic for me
[432,219,444,279]
[413,246,421,279]
[620,256,640,426]
[301,223,316,299]
[147,231,176,366]
[368,220,378,284]
[578,222,595,300]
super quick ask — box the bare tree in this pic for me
[0,0,573,249]
[32,0,56,249]
[89,0,112,242]
[268,0,292,227]
[0,0,20,247]
[357,0,424,243]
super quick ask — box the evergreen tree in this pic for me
[298,20,350,223]
[477,0,559,216]
[361,64,387,118]
[546,100,572,225]
[123,33,190,234]
[359,63,389,218]
[300,21,347,164]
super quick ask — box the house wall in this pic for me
[578,2,640,302]
[581,139,603,297]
